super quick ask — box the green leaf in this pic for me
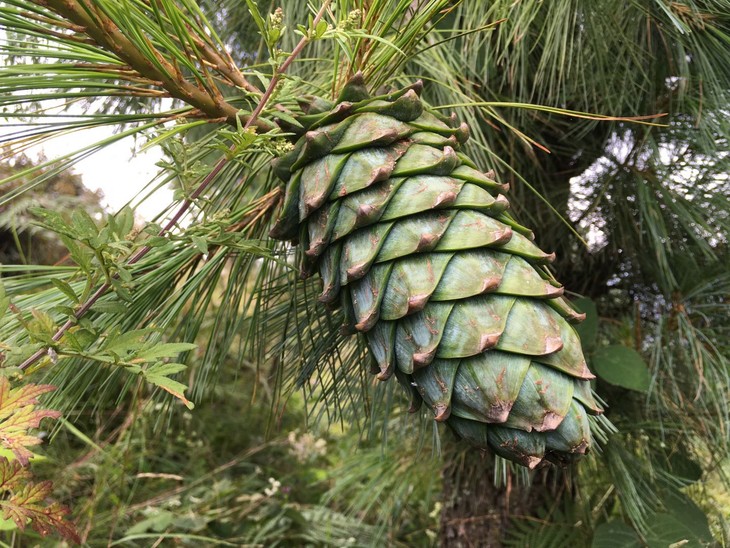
[135,343,197,362]
[572,297,597,350]
[49,305,76,318]
[143,363,194,409]
[661,489,713,543]
[102,328,151,355]
[244,0,266,38]
[591,521,641,548]
[59,236,93,271]
[591,345,651,392]
[63,327,98,352]
[0,456,31,490]
[126,510,175,535]
[110,279,133,302]
[273,111,304,129]
[71,209,99,242]
[145,236,170,248]
[190,235,208,254]
[1,345,44,369]
[28,208,75,239]
[91,301,128,315]
[50,279,78,304]
[315,20,328,39]
[28,310,56,344]
[645,513,706,548]
[114,206,135,239]
[116,266,133,283]
[0,516,17,531]
[0,446,45,464]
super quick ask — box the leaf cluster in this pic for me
[0,377,79,543]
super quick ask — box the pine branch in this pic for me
[30,0,270,129]
[18,0,333,372]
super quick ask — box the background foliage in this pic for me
[0,0,728,545]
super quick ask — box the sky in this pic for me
[11,125,173,221]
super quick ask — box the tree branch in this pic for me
[18,0,332,371]
[32,0,271,130]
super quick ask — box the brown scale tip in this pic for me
[545,285,565,298]
[345,262,370,282]
[412,80,424,96]
[332,101,353,115]
[413,348,437,368]
[579,361,596,380]
[480,333,501,352]
[494,227,514,245]
[371,127,400,146]
[302,198,320,218]
[433,403,451,422]
[455,122,470,144]
[304,130,319,143]
[537,411,564,432]
[376,363,394,381]
[372,165,393,183]
[525,456,543,470]
[434,191,458,208]
[571,439,590,455]
[317,285,338,303]
[480,276,502,294]
[545,252,557,263]
[408,398,422,413]
[354,310,379,332]
[356,204,376,222]
[416,232,439,252]
[339,323,356,336]
[488,402,511,423]
[494,194,511,210]
[406,293,430,314]
[544,336,564,355]
[305,239,326,258]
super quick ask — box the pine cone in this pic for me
[270,73,604,468]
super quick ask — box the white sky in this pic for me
[7,125,173,221]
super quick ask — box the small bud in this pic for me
[269,7,284,29]
[338,9,362,31]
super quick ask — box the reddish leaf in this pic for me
[0,378,60,466]
[1,478,80,544]
[0,457,31,491]
[0,383,77,544]
[0,378,56,421]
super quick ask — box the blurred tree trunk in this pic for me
[439,449,542,547]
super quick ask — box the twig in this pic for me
[18,0,332,371]
[32,0,272,130]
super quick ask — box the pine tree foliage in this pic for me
[0,0,728,544]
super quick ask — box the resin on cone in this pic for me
[271,73,604,468]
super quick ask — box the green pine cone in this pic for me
[270,73,604,468]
